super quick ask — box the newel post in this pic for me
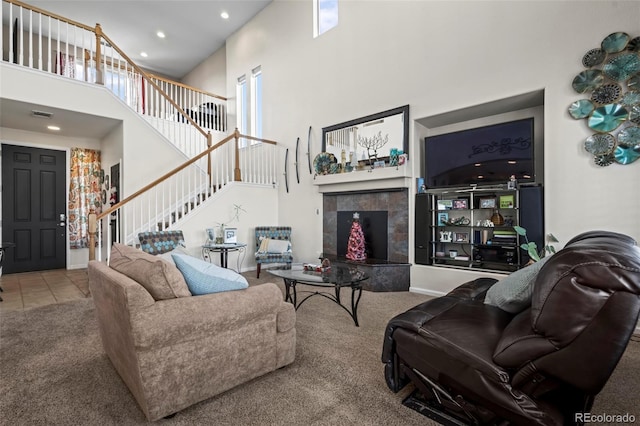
[207,132,213,186]
[94,24,104,85]
[88,209,97,261]
[234,128,242,182]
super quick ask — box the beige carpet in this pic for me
[0,272,638,425]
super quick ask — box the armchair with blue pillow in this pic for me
[254,226,293,278]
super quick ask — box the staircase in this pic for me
[1,0,281,258]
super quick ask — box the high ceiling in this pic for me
[24,0,273,80]
[1,1,272,139]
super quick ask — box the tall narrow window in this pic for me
[314,0,338,38]
[251,66,263,140]
[236,75,248,136]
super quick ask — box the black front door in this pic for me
[1,144,67,273]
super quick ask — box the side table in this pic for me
[202,242,247,272]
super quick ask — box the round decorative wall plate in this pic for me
[617,125,640,147]
[603,53,640,82]
[572,70,604,93]
[588,103,628,132]
[590,83,622,104]
[585,133,616,155]
[614,144,640,164]
[601,32,630,53]
[582,48,606,67]
[313,152,336,176]
[621,91,640,107]
[570,31,640,167]
[568,99,594,119]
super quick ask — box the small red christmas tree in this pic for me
[346,212,367,261]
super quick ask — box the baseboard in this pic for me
[409,287,446,298]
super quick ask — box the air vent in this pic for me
[31,110,53,119]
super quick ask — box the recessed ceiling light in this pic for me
[507,160,517,164]
[47,125,60,131]
[140,52,148,58]
[220,11,229,19]
[477,175,484,179]
[474,163,482,167]
[156,31,165,38]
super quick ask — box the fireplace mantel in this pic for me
[313,165,412,193]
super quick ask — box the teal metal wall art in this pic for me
[569,31,640,166]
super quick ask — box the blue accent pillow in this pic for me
[171,253,249,295]
[484,256,551,314]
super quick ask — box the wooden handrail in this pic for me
[148,74,227,101]
[96,133,234,221]
[96,130,279,221]
[6,0,94,32]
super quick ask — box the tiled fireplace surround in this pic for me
[322,188,410,291]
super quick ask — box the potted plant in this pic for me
[513,226,558,262]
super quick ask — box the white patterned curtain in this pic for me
[68,148,102,249]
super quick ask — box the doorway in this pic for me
[1,144,67,273]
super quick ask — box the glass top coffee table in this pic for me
[268,265,368,326]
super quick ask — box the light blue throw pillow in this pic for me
[484,256,551,314]
[171,253,249,295]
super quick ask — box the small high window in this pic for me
[314,0,338,38]
[251,66,263,140]
[236,75,248,136]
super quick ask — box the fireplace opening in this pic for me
[337,211,388,261]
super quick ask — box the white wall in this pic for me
[211,0,640,294]
[181,45,227,99]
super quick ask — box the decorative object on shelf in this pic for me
[224,228,237,244]
[513,226,559,262]
[437,212,449,225]
[452,199,468,210]
[507,174,518,190]
[437,199,453,210]
[449,250,458,258]
[490,209,505,226]
[569,31,640,167]
[440,231,453,243]
[417,177,426,193]
[346,212,366,261]
[499,195,515,208]
[454,232,469,243]
[399,153,407,165]
[214,204,246,244]
[358,131,389,168]
[373,160,386,169]
[444,216,471,226]
[479,197,497,209]
[313,152,337,176]
[389,148,399,166]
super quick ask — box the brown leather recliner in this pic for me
[382,231,640,425]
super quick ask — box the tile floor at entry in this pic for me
[0,269,89,313]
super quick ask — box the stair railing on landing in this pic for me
[1,0,227,158]
[88,130,280,262]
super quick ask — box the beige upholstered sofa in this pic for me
[88,247,296,421]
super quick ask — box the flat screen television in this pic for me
[425,118,535,189]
